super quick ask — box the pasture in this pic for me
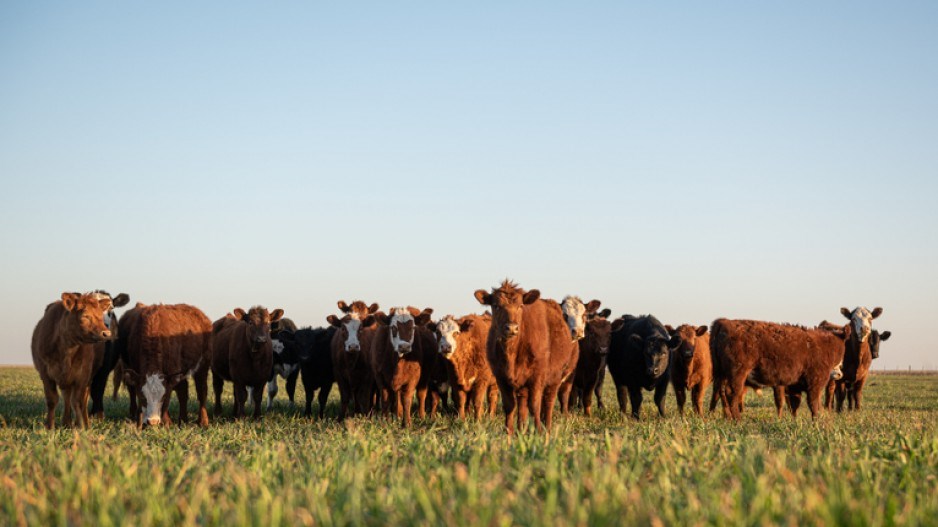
[0,367,936,526]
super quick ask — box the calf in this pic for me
[87,290,130,418]
[711,319,849,419]
[266,317,301,410]
[115,303,147,418]
[831,307,883,411]
[564,300,612,417]
[667,324,711,416]
[430,314,499,420]
[31,292,114,429]
[607,315,679,419]
[474,280,579,435]
[297,326,337,418]
[122,304,213,427]
[370,306,435,427]
[212,306,283,419]
[327,300,380,418]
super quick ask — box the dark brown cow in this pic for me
[212,306,283,419]
[711,319,849,419]
[831,307,883,411]
[327,300,380,419]
[31,292,114,429]
[430,313,498,420]
[568,305,612,417]
[370,306,435,427]
[121,304,213,427]
[667,324,712,416]
[474,280,579,435]
[114,302,146,418]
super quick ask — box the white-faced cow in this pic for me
[370,306,435,427]
[429,313,499,420]
[327,300,380,419]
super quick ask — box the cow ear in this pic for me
[368,303,379,314]
[474,290,492,305]
[522,289,540,304]
[362,315,377,328]
[598,308,612,319]
[61,292,80,311]
[270,309,284,323]
[871,307,883,319]
[406,306,422,318]
[234,308,247,320]
[460,320,474,332]
[629,334,644,347]
[337,301,350,313]
[611,318,626,332]
[326,315,342,328]
[840,307,851,320]
[111,293,130,308]
[415,310,433,326]
[426,322,438,333]
[668,334,683,350]
[879,331,891,341]
[696,325,708,337]
[374,312,390,325]
[277,330,295,342]
[585,300,601,313]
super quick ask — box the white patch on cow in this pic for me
[342,314,363,352]
[389,307,415,355]
[436,316,460,357]
[266,379,278,410]
[561,296,587,341]
[89,292,116,328]
[464,377,475,387]
[831,361,844,380]
[849,307,874,343]
[274,363,297,379]
[247,386,254,401]
[141,374,166,425]
[272,339,285,355]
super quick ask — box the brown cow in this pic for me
[327,300,380,419]
[114,302,146,418]
[564,299,612,417]
[474,280,579,435]
[121,304,213,427]
[370,306,435,427]
[212,306,283,419]
[831,307,883,411]
[31,292,114,429]
[711,319,849,419]
[430,314,499,420]
[667,324,712,416]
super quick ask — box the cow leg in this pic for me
[402,387,417,428]
[335,377,351,419]
[517,389,530,433]
[195,370,209,427]
[540,385,557,433]
[558,381,573,415]
[726,376,746,420]
[595,368,605,410]
[112,361,123,401]
[824,379,835,410]
[616,385,629,414]
[690,385,704,416]
[853,379,866,410]
[488,385,499,418]
[626,386,643,420]
[416,387,428,419]
[40,375,59,429]
[772,387,785,418]
[266,377,278,412]
[835,383,847,413]
[77,386,92,429]
[470,389,484,420]
[213,374,225,418]
[233,383,247,419]
[788,391,802,417]
[500,385,517,436]
[355,383,375,416]
[252,384,264,418]
[674,387,687,416]
[582,386,594,417]
[455,389,468,420]
[317,384,332,419]
[806,382,822,419]
[175,379,189,424]
[286,369,299,406]
[160,395,173,428]
[89,367,109,419]
[653,382,667,418]
[61,386,75,428]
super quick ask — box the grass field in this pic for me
[1,367,936,526]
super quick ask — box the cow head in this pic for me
[869,329,891,360]
[840,306,882,343]
[233,306,284,351]
[667,324,708,361]
[122,369,187,427]
[817,321,850,380]
[60,292,115,344]
[433,315,474,358]
[625,327,679,379]
[89,290,130,334]
[561,296,601,342]
[326,300,379,352]
[474,280,539,342]
[584,310,613,356]
[375,306,432,356]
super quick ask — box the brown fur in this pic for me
[122,304,213,427]
[711,319,848,419]
[369,306,435,427]
[31,293,114,429]
[436,314,499,420]
[327,300,380,419]
[570,314,612,417]
[211,306,283,419]
[115,303,146,418]
[474,280,579,435]
[668,325,712,416]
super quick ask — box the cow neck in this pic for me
[52,315,85,357]
[842,329,870,380]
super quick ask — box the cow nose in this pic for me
[398,343,412,353]
[504,323,519,335]
[255,336,268,344]
[346,344,360,352]
[101,330,112,339]
[147,417,161,426]
[440,345,451,354]
[599,347,608,354]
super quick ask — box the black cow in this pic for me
[285,326,336,418]
[88,290,130,418]
[266,318,300,409]
[607,314,681,419]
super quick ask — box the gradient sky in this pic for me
[2,3,936,368]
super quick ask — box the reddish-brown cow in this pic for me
[430,313,498,420]
[327,300,380,419]
[474,280,579,435]
[212,306,283,419]
[122,304,213,427]
[667,324,712,416]
[370,306,435,427]
[31,292,114,429]
[711,319,849,419]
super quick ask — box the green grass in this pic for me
[1,367,937,526]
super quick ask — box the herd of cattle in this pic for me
[29,280,891,435]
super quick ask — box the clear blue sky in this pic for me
[2,2,936,368]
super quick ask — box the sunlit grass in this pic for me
[1,366,936,526]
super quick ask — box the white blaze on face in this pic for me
[342,314,363,352]
[850,307,874,343]
[90,292,116,329]
[141,374,166,425]
[561,296,587,341]
[437,317,460,357]
[389,307,415,355]
[272,339,285,355]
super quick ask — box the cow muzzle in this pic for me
[396,343,412,355]
[503,323,520,338]
[254,336,268,345]
[147,416,161,427]
[598,347,609,355]
[346,344,360,353]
